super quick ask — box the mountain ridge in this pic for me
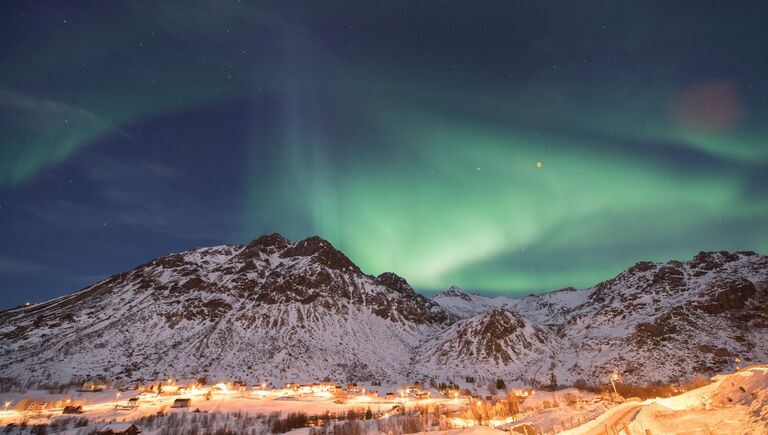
[0,235,765,387]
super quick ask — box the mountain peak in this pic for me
[437,286,473,301]
[476,308,526,332]
[244,233,290,254]
[690,250,756,272]
[280,235,360,273]
[374,272,414,295]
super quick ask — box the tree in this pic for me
[365,406,373,420]
[495,379,506,391]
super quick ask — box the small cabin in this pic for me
[96,423,141,435]
[171,398,191,408]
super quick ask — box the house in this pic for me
[20,400,46,412]
[507,389,533,399]
[138,392,158,401]
[171,398,191,408]
[115,397,140,410]
[62,405,84,414]
[96,423,141,435]
[346,383,364,395]
[384,392,396,400]
[78,382,105,392]
[298,383,339,395]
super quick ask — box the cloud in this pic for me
[13,151,240,243]
[0,256,46,274]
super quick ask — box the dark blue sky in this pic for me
[1,1,767,309]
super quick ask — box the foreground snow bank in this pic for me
[632,367,768,434]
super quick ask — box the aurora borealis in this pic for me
[1,1,767,307]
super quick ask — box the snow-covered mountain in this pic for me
[0,235,765,387]
[432,251,768,386]
[0,234,448,385]
[433,286,588,326]
[550,251,768,385]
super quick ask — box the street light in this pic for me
[610,373,619,396]
[3,401,10,411]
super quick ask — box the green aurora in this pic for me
[1,1,766,300]
[248,77,767,292]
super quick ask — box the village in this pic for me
[0,366,766,434]
[0,378,478,434]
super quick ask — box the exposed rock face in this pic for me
[420,309,559,380]
[0,241,765,387]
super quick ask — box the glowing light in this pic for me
[536,161,542,168]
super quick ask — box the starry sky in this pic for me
[1,1,767,309]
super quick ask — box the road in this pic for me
[579,403,643,435]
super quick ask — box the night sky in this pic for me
[1,1,767,309]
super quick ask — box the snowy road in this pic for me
[582,404,643,435]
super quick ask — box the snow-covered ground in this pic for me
[0,383,466,434]
[550,366,768,435]
[0,369,765,434]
